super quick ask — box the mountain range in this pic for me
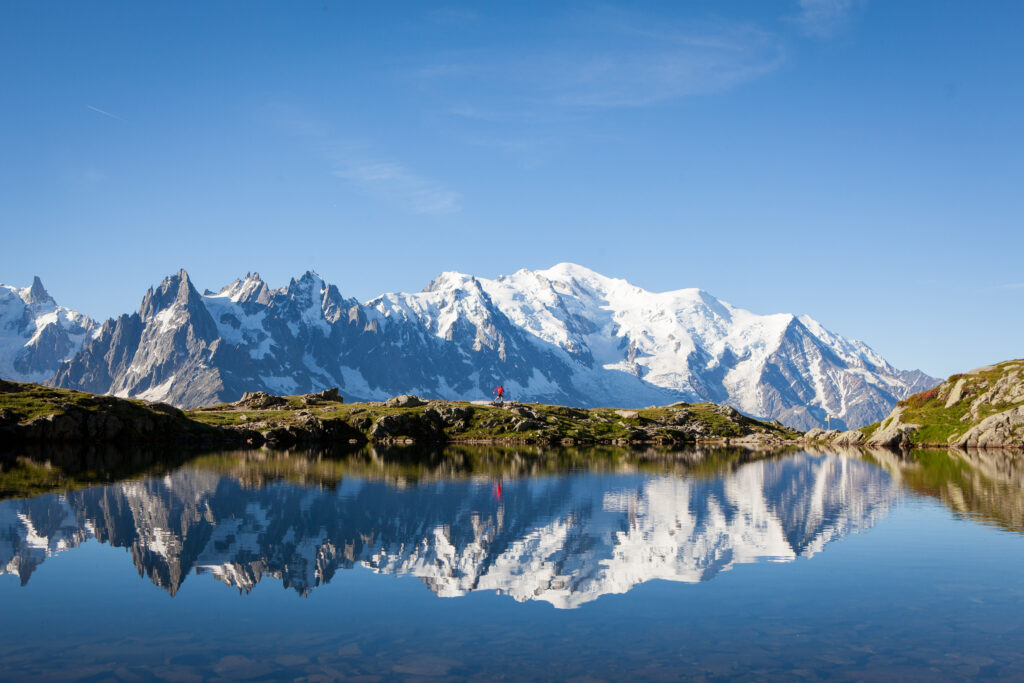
[0,453,895,608]
[0,264,938,429]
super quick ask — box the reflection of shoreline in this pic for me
[1,450,896,607]
[810,445,1024,533]
[0,444,800,501]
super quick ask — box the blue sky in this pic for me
[1,1,1021,377]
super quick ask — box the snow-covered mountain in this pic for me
[0,453,897,607]
[0,277,96,383]
[4,265,938,429]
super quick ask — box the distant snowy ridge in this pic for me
[0,277,96,383]
[1,265,938,429]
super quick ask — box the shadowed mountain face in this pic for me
[5,266,938,429]
[1,451,899,607]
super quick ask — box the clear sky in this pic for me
[1,1,1021,378]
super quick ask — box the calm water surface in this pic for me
[2,445,1024,681]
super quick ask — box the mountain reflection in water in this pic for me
[0,448,912,608]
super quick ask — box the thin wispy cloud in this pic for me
[86,105,125,122]
[332,160,461,215]
[266,104,461,215]
[995,282,1024,290]
[792,0,861,38]
[413,12,786,111]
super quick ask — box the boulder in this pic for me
[832,429,865,445]
[711,405,741,418]
[865,408,918,449]
[953,405,1024,449]
[614,410,640,419]
[301,387,342,405]
[512,419,544,433]
[385,394,426,408]
[233,392,287,409]
[369,411,443,441]
[805,428,841,442]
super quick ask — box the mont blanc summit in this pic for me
[1,265,937,429]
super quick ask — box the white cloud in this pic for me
[86,105,125,122]
[332,161,461,215]
[793,0,860,38]
[413,13,786,111]
[264,103,461,215]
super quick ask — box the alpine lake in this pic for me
[3,443,1024,681]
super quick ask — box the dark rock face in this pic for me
[50,313,145,394]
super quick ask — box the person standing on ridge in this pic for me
[492,385,505,405]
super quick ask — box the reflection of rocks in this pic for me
[1,451,899,607]
[871,447,1024,533]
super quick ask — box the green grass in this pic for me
[892,360,1024,444]
[0,380,189,426]
[859,421,880,438]
[4,380,801,447]
[0,381,124,422]
[188,398,797,444]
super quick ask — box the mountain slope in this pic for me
[0,277,95,383]
[2,265,938,428]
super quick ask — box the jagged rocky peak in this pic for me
[138,268,206,320]
[213,271,270,305]
[22,276,53,305]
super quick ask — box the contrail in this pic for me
[87,105,125,122]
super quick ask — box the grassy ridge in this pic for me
[854,360,1024,446]
[1,380,801,446]
[188,396,801,445]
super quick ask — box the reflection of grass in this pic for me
[1,442,799,500]
[188,443,801,489]
[0,445,202,501]
[897,448,1024,533]
[0,459,87,499]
